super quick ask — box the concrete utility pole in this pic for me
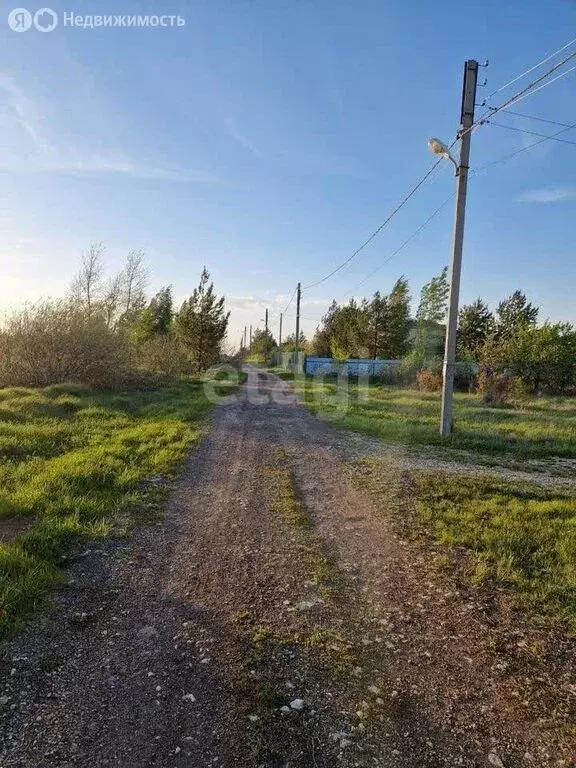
[440,59,478,437]
[265,309,268,334]
[279,312,283,348]
[294,282,301,370]
[243,326,247,349]
[249,324,252,350]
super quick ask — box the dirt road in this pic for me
[0,370,574,767]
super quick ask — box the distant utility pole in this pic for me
[279,312,283,348]
[249,324,252,350]
[243,325,247,349]
[440,59,479,437]
[265,309,268,334]
[294,282,301,369]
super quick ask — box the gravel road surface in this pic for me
[1,369,573,767]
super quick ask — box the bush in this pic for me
[0,301,135,389]
[416,369,443,392]
[378,365,403,386]
[453,362,476,392]
[137,335,193,377]
[476,370,509,404]
[508,375,531,403]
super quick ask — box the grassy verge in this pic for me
[417,473,576,630]
[283,374,576,459]
[0,374,240,636]
[352,458,576,631]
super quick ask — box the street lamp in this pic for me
[428,138,459,175]
[427,60,479,437]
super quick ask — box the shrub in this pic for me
[0,301,135,389]
[378,365,403,386]
[453,362,476,392]
[137,335,193,377]
[508,375,531,403]
[476,370,509,404]
[416,369,443,392]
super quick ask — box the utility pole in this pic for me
[279,312,283,348]
[243,325,247,349]
[440,59,478,437]
[249,324,252,351]
[265,309,268,335]
[294,282,301,370]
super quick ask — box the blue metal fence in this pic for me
[304,357,402,376]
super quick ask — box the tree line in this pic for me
[248,266,576,396]
[0,243,230,388]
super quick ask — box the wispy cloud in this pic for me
[0,75,216,182]
[224,117,262,158]
[227,296,268,312]
[516,186,576,203]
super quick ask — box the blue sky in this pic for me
[1,0,575,346]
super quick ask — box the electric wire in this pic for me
[486,35,576,99]
[501,110,575,129]
[301,158,444,291]
[251,41,576,337]
[451,50,576,150]
[348,195,454,295]
[475,120,576,174]
[488,120,576,146]
[282,285,298,314]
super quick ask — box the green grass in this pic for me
[0,375,239,636]
[416,474,576,630]
[286,375,576,459]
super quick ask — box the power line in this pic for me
[490,64,576,115]
[282,285,298,314]
[488,120,576,146]
[501,109,575,129]
[457,50,576,146]
[474,120,576,174]
[301,158,443,291]
[486,35,576,99]
[348,194,454,295]
[304,57,576,303]
[338,118,576,301]
[266,45,576,324]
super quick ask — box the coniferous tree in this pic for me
[496,290,539,341]
[415,266,449,360]
[251,328,277,360]
[173,268,229,370]
[131,286,174,342]
[457,298,495,359]
[380,277,411,358]
[368,291,387,359]
[311,301,338,356]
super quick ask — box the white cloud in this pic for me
[516,186,576,203]
[0,75,216,182]
[227,296,269,312]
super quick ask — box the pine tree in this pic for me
[311,301,338,357]
[132,286,174,342]
[251,328,277,360]
[417,266,449,324]
[415,267,449,360]
[173,268,230,371]
[496,290,539,340]
[457,298,494,358]
[380,277,410,358]
[368,291,387,359]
